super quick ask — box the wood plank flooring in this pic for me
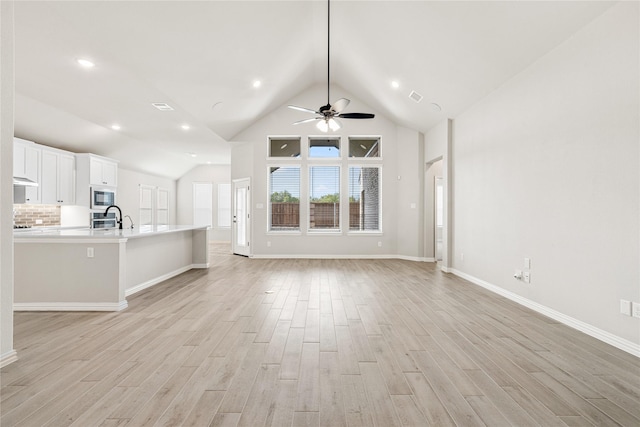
[2,243,639,426]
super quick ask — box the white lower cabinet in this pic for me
[41,149,75,205]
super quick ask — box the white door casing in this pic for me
[232,178,250,256]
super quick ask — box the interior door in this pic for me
[232,178,251,256]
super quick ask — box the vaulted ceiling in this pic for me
[13,1,614,179]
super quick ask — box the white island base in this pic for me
[14,225,210,311]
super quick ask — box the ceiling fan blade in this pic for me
[293,117,321,125]
[332,98,350,113]
[337,112,375,119]
[288,105,319,114]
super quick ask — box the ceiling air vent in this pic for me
[152,102,174,111]
[408,91,423,103]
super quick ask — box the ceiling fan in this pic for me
[288,0,374,132]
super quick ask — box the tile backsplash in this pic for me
[13,204,61,227]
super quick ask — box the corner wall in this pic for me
[452,2,639,350]
[1,0,17,367]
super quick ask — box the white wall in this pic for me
[230,84,425,258]
[117,168,177,230]
[1,0,16,366]
[452,2,639,347]
[176,164,231,241]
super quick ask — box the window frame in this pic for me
[347,164,383,234]
[308,135,342,159]
[308,163,342,234]
[348,136,382,159]
[268,136,302,160]
[267,164,302,234]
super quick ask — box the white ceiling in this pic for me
[13,1,614,179]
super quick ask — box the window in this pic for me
[309,166,340,231]
[349,137,380,158]
[309,137,340,158]
[269,137,300,158]
[269,166,300,231]
[349,167,380,231]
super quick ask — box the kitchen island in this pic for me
[14,225,210,311]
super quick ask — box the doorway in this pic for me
[232,178,250,256]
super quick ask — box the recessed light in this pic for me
[76,58,95,68]
[111,124,121,130]
[391,81,400,89]
[181,124,190,130]
[430,103,442,112]
[253,80,262,88]
[152,103,174,111]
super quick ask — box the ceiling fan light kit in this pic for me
[289,0,374,132]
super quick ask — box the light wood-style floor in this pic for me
[2,243,639,427]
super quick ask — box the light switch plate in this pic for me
[620,300,632,316]
[632,302,640,319]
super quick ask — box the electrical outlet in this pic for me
[523,271,531,284]
[35,219,43,225]
[266,241,271,247]
[87,247,94,258]
[461,252,464,261]
[378,241,382,247]
[620,300,632,316]
[632,302,640,319]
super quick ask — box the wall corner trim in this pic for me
[0,350,18,368]
[450,269,640,358]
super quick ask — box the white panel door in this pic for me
[232,178,250,256]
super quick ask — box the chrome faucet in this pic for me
[124,215,134,229]
[104,205,123,230]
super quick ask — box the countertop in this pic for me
[14,225,209,241]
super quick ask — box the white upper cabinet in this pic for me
[89,156,118,187]
[13,138,41,203]
[41,148,75,205]
[75,154,119,208]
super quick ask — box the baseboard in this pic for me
[450,268,640,358]
[0,350,18,368]
[251,254,436,262]
[13,300,128,312]
[125,265,193,297]
[192,262,210,268]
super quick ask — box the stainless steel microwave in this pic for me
[90,187,116,209]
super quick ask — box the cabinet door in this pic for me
[24,146,40,203]
[57,154,75,205]
[13,142,27,178]
[102,161,118,187]
[40,151,58,204]
[89,158,103,186]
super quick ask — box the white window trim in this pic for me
[308,164,342,233]
[347,164,383,234]
[267,164,302,233]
